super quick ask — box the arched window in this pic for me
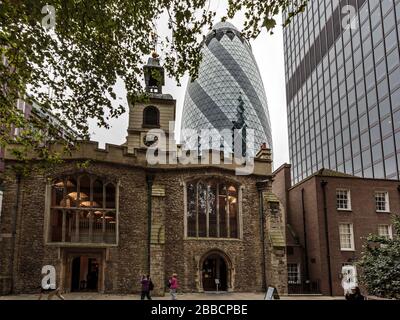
[186,178,239,238]
[49,174,117,244]
[143,106,160,127]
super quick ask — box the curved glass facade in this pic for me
[180,22,273,154]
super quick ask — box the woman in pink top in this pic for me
[169,273,179,300]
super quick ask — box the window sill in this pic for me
[337,209,352,212]
[340,248,355,252]
[46,242,118,248]
[184,237,242,242]
[376,211,391,214]
[142,124,160,129]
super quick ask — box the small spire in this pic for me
[261,142,267,150]
[232,94,247,157]
[150,30,159,55]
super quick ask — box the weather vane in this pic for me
[150,22,162,58]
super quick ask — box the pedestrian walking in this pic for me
[140,274,152,300]
[345,286,365,300]
[169,273,179,300]
[38,286,65,300]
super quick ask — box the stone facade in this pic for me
[0,57,287,296]
[0,147,288,296]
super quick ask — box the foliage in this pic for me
[0,0,308,162]
[358,215,400,299]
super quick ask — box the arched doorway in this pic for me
[200,251,232,291]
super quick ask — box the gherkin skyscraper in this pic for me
[180,22,273,153]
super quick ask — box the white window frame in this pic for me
[287,263,301,284]
[339,223,355,251]
[378,224,393,240]
[375,191,390,213]
[336,189,352,211]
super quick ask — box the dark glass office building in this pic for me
[181,22,273,154]
[283,0,400,183]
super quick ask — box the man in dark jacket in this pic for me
[140,275,152,300]
[345,286,365,300]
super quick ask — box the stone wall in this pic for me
[0,160,288,295]
[258,180,288,296]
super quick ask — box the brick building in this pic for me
[273,164,399,296]
[0,58,288,296]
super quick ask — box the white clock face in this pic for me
[143,133,159,147]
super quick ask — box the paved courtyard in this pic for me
[0,292,345,300]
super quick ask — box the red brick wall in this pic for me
[314,176,399,296]
[287,177,327,291]
[272,164,291,221]
[287,175,400,296]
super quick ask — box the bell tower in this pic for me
[125,54,176,153]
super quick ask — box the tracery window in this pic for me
[186,179,239,238]
[49,174,117,244]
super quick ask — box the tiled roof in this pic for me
[315,168,355,178]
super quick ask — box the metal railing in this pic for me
[288,280,321,295]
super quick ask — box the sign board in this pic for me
[215,279,220,292]
[264,287,279,300]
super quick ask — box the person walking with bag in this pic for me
[345,286,365,300]
[169,273,179,300]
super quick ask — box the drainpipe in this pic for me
[146,174,154,274]
[301,189,310,283]
[9,173,21,294]
[320,180,333,296]
[256,181,267,291]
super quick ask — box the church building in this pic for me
[0,56,287,296]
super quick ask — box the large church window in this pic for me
[198,182,207,237]
[228,186,238,238]
[186,179,240,239]
[218,185,227,237]
[105,183,116,208]
[187,183,197,237]
[143,106,160,127]
[208,182,217,237]
[49,174,117,244]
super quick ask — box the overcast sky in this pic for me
[89,4,289,170]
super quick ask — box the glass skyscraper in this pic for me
[283,0,400,183]
[181,21,273,154]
